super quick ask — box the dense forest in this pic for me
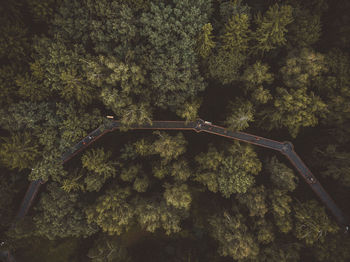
[1,0,350,261]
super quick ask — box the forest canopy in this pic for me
[1,0,350,261]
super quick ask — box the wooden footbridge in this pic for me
[14,119,350,233]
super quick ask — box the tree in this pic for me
[259,242,301,262]
[219,0,251,24]
[170,159,191,181]
[316,49,350,126]
[139,0,211,109]
[313,144,350,187]
[163,183,192,210]
[196,23,215,58]
[269,189,293,233]
[34,183,97,239]
[135,197,189,235]
[293,200,339,245]
[242,61,274,89]
[87,235,131,262]
[251,86,273,104]
[208,212,259,260]
[86,186,135,235]
[287,5,321,48]
[151,132,187,163]
[280,48,327,89]
[29,148,66,182]
[236,185,267,217]
[220,13,251,53]
[0,132,40,171]
[0,101,55,132]
[133,175,149,193]
[265,156,298,191]
[195,143,261,198]
[176,98,202,123]
[260,87,327,137]
[55,102,103,151]
[208,48,246,84]
[252,4,293,52]
[224,99,254,132]
[313,233,350,262]
[254,218,274,244]
[81,148,117,191]
[120,165,141,183]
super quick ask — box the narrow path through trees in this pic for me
[13,119,350,233]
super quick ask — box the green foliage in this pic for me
[220,13,251,53]
[280,48,327,88]
[219,0,251,24]
[61,169,84,193]
[293,200,339,245]
[0,101,54,132]
[317,49,350,126]
[27,0,56,23]
[259,242,301,262]
[209,212,259,260]
[86,186,135,235]
[251,86,273,104]
[242,61,274,89]
[313,233,350,262]
[195,143,261,197]
[139,0,210,109]
[152,132,187,163]
[133,175,149,193]
[34,183,97,239]
[81,148,117,191]
[176,98,202,123]
[196,23,216,58]
[224,99,254,132]
[56,102,103,151]
[0,132,40,171]
[269,189,292,233]
[136,198,189,235]
[313,145,350,187]
[236,185,267,217]
[87,235,131,262]
[260,87,327,137]
[163,183,192,210]
[254,219,274,244]
[208,47,246,85]
[29,148,66,182]
[287,6,321,48]
[120,165,140,183]
[266,156,298,191]
[253,4,294,52]
[170,159,191,181]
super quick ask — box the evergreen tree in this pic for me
[0,132,40,171]
[260,87,327,137]
[196,23,216,58]
[252,4,293,52]
[224,99,254,132]
[34,183,97,239]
